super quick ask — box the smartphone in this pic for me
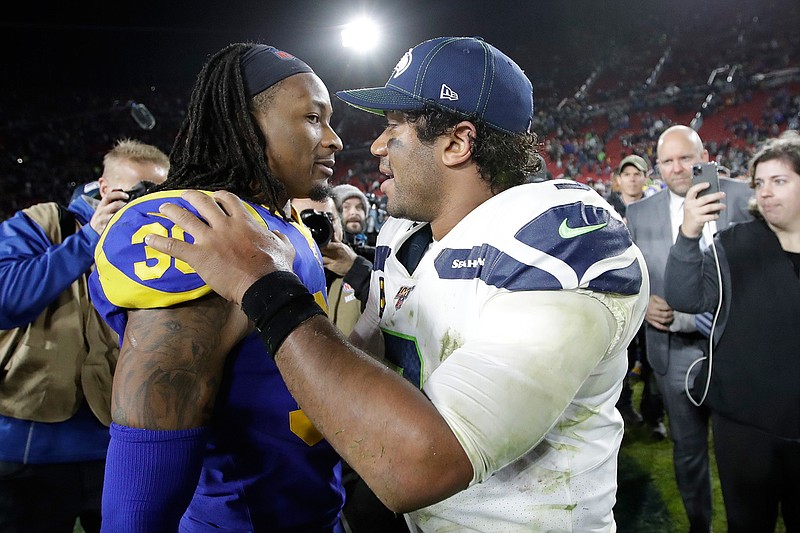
[692,162,720,198]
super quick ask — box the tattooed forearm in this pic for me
[112,295,250,429]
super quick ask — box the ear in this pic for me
[441,121,477,167]
[97,176,110,199]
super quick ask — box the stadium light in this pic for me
[341,18,380,52]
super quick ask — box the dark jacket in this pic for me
[665,219,800,439]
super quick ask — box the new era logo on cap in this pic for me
[335,36,534,134]
[440,84,459,101]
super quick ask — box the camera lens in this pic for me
[300,209,334,248]
[123,180,157,202]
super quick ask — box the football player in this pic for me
[146,37,649,532]
[89,43,344,531]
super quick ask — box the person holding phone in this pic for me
[664,130,800,532]
[626,125,752,532]
[692,162,721,198]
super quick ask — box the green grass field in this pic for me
[615,381,786,533]
[615,416,714,532]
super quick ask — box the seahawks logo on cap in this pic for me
[392,48,413,78]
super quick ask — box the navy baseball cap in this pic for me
[336,37,534,134]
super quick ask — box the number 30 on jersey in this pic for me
[131,222,194,280]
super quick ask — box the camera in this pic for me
[123,180,157,202]
[691,162,720,198]
[300,209,335,248]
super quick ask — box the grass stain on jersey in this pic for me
[439,329,464,362]
[555,403,600,440]
[550,441,582,453]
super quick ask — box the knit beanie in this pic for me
[332,184,369,216]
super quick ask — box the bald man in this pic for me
[626,125,752,532]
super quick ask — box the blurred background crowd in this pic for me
[2,0,797,234]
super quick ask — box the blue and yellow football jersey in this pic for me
[89,190,344,531]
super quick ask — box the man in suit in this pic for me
[626,125,752,533]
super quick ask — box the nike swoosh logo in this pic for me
[558,218,608,238]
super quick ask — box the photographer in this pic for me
[0,139,167,532]
[294,195,371,334]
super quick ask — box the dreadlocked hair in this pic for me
[153,43,287,211]
[405,106,541,194]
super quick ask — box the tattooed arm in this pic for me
[101,295,251,531]
[112,294,250,429]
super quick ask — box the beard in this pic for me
[385,189,432,223]
[346,218,366,234]
[308,182,333,202]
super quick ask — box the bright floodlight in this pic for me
[341,18,380,52]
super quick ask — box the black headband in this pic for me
[241,45,314,97]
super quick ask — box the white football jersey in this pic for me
[352,180,649,532]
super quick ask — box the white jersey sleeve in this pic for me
[425,289,625,484]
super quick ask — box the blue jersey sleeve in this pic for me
[0,206,97,329]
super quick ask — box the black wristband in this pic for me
[241,271,325,357]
